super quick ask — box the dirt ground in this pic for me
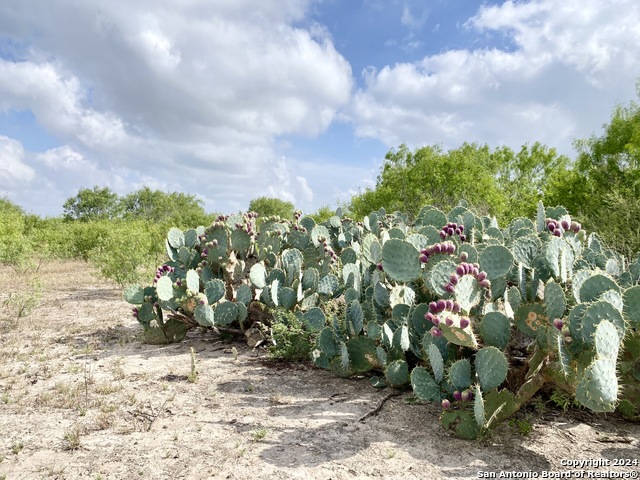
[0,261,638,480]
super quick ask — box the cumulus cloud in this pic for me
[350,0,640,155]
[0,0,353,215]
[0,135,35,186]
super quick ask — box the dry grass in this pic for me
[0,260,638,480]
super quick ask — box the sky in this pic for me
[1,0,639,217]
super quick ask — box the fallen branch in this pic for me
[358,391,403,422]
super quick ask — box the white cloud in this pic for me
[0,59,128,149]
[401,2,428,30]
[36,145,90,171]
[0,136,35,186]
[349,0,640,155]
[0,0,354,215]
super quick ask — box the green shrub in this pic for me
[269,310,313,362]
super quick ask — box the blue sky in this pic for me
[1,0,639,217]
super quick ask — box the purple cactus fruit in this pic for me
[447,227,455,236]
[425,312,436,322]
[453,390,462,402]
[430,326,443,337]
[426,245,436,256]
[448,243,456,254]
[553,319,563,330]
[434,243,443,254]
[439,230,446,239]
[445,283,456,294]
[445,299,454,311]
[132,307,139,314]
[459,225,464,232]
[476,271,487,282]
[420,254,429,263]
[445,316,454,326]
[456,265,466,277]
[459,234,466,242]
[561,220,570,230]
[432,316,441,326]
[574,222,582,233]
[553,228,562,237]
[377,262,384,271]
[461,390,472,402]
[460,251,469,262]
[471,267,479,277]
[429,301,438,313]
[479,279,491,289]
[548,221,557,232]
[455,228,461,235]
[452,302,461,313]
[460,317,470,329]
[437,300,446,312]
[441,399,451,410]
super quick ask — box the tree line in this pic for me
[1,83,639,286]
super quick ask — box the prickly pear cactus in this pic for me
[124,200,640,438]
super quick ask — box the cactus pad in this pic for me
[156,276,174,301]
[579,274,619,303]
[428,343,445,382]
[479,245,514,280]
[346,336,379,372]
[318,274,339,296]
[194,304,215,326]
[167,227,185,249]
[448,359,472,389]
[581,301,625,345]
[594,320,620,360]
[123,285,144,304]
[277,287,297,310]
[411,367,442,402]
[575,357,618,413]
[440,323,478,349]
[302,307,326,331]
[544,281,566,319]
[514,303,548,338]
[249,263,267,289]
[454,275,482,313]
[623,285,640,325]
[382,239,422,283]
[214,301,238,325]
[235,284,253,305]
[346,300,364,336]
[205,279,225,304]
[474,384,485,427]
[479,311,511,350]
[475,346,508,391]
[511,235,541,269]
[385,359,409,387]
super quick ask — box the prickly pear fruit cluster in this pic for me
[440,221,466,242]
[420,241,456,263]
[545,217,581,237]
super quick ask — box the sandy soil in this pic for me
[0,261,638,480]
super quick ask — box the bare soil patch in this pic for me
[0,261,638,479]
